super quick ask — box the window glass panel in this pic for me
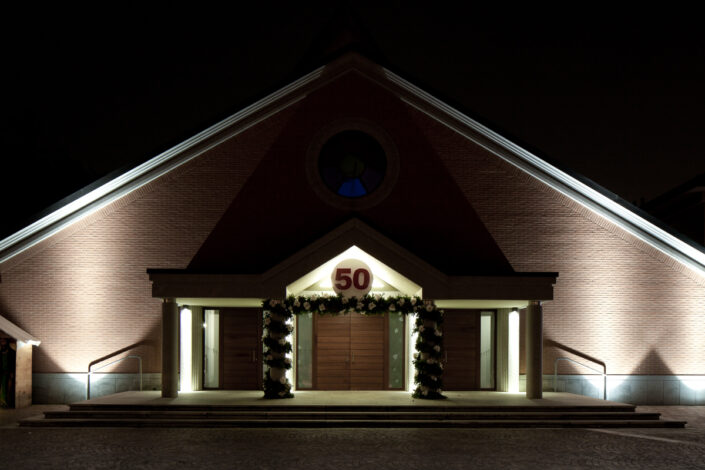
[480,311,495,389]
[296,312,313,389]
[203,309,219,388]
[388,312,405,389]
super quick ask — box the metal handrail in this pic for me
[87,355,142,400]
[554,357,606,400]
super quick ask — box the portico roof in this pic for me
[148,219,557,302]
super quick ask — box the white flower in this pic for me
[433,345,441,352]
[279,377,287,384]
[294,299,301,307]
[398,298,405,306]
[389,304,396,312]
[342,297,349,304]
[287,324,294,332]
[284,358,292,364]
[431,375,437,381]
[319,304,325,312]
[435,329,442,337]
[303,302,311,310]
[425,304,433,312]
[311,295,318,301]
[374,294,381,302]
[278,338,287,345]
[368,302,376,310]
[264,317,271,325]
[357,302,364,310]
[410,297,417,305]
[439,363,444,370]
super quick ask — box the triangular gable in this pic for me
[186,69,514,276]
[149,218,557,301]
[2,52,704,277]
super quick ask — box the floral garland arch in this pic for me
[262,294,445,399]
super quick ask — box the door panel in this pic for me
[315,314,351,390]
[350,313,385,390]
[442,309,480,390]
[220,308,261,390]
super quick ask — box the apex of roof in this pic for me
[1,51,704,277]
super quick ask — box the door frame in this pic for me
[304,312,405,391]
[201,306,263,390]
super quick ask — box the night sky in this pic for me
[2,5,704,240]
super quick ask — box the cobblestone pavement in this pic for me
[0,406,704,469]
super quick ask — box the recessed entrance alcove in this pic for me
[148,218,558,399]
[286,246,420,391]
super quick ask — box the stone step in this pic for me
[42,410,664,421]
[20,417,687,428]
[67,403,639,413]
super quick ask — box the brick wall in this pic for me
[2,69,704,381]
[0,104,300,373]
[409,106,705,375]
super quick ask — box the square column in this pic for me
[525,300,543,399]
[161,298,179,398]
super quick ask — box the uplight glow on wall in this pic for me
[508,309,520,393]
[180,307,192,392]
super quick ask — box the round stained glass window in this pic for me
[318,130,387,198]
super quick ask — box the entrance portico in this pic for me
[148,219,556,400]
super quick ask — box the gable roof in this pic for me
[2,52,705,276]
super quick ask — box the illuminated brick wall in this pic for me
[0,104,301,374]
[2,68,704,384]
[410,107,705,376]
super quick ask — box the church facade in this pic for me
[1,53,704,405]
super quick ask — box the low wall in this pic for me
[33,373,162,404]
[520,374,705,405]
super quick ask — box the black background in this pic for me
[2,4,704,239]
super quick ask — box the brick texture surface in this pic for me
[1,70,704,380]
[408,107,705,375]
[0,104,300,373]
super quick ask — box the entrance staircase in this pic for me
[21,403,686,428]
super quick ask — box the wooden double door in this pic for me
[314,312,387,390]
[219,308,261,390]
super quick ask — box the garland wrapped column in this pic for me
[412,301,446,399]
[262,300,294,398]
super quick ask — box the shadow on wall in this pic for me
[545,338,606,375]
[32,323,161,404]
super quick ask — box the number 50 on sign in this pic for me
[331,259,373,298]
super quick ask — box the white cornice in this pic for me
[2,55,704,279]
[383,69,705,276]
[0,66,325,265]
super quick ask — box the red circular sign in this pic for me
[331,259,373,298]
